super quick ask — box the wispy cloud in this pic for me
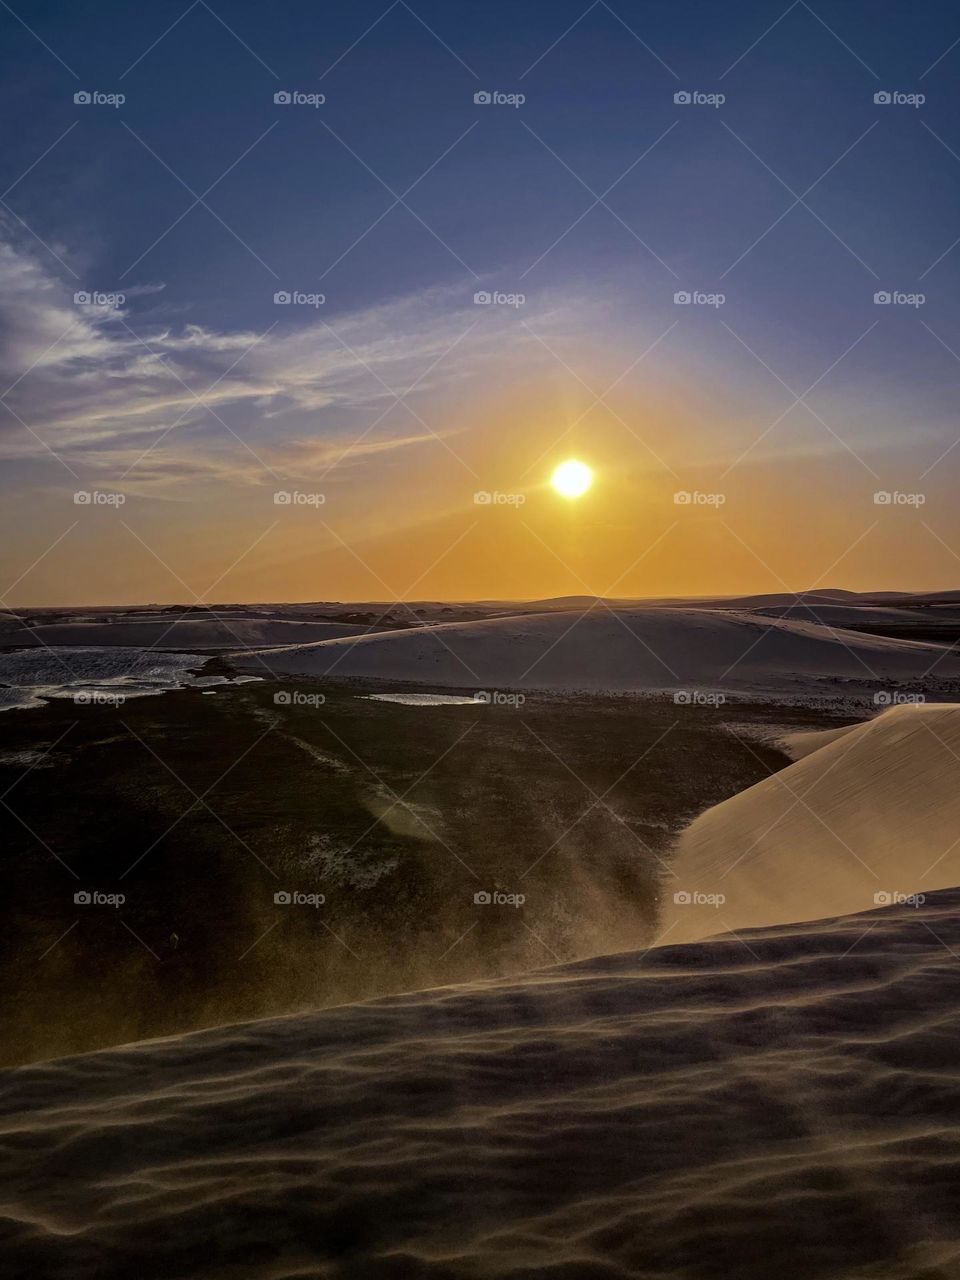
[0,230,580,491]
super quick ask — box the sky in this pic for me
[2,0,960,604]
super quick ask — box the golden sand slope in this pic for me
[2,891,960,1279]
[662,703,960,944]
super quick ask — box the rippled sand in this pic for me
[2,889,960,1279]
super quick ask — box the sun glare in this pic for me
[551,459,593,499]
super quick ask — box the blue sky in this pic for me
[2,0,960,601]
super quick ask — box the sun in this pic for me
[551,459,593,499]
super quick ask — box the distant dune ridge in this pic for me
[752,602,925,625]
[232,606,959,693]
[0,616,388,649]
[4,591,960,698]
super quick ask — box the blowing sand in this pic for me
[2,890,960,1279]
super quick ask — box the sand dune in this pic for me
[232,606,958,694]
[2,591,955,651]
[679,588,877,609]
[2,889,960,1279]
[663,702,960,942]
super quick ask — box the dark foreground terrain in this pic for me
[0,676,838,1064]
